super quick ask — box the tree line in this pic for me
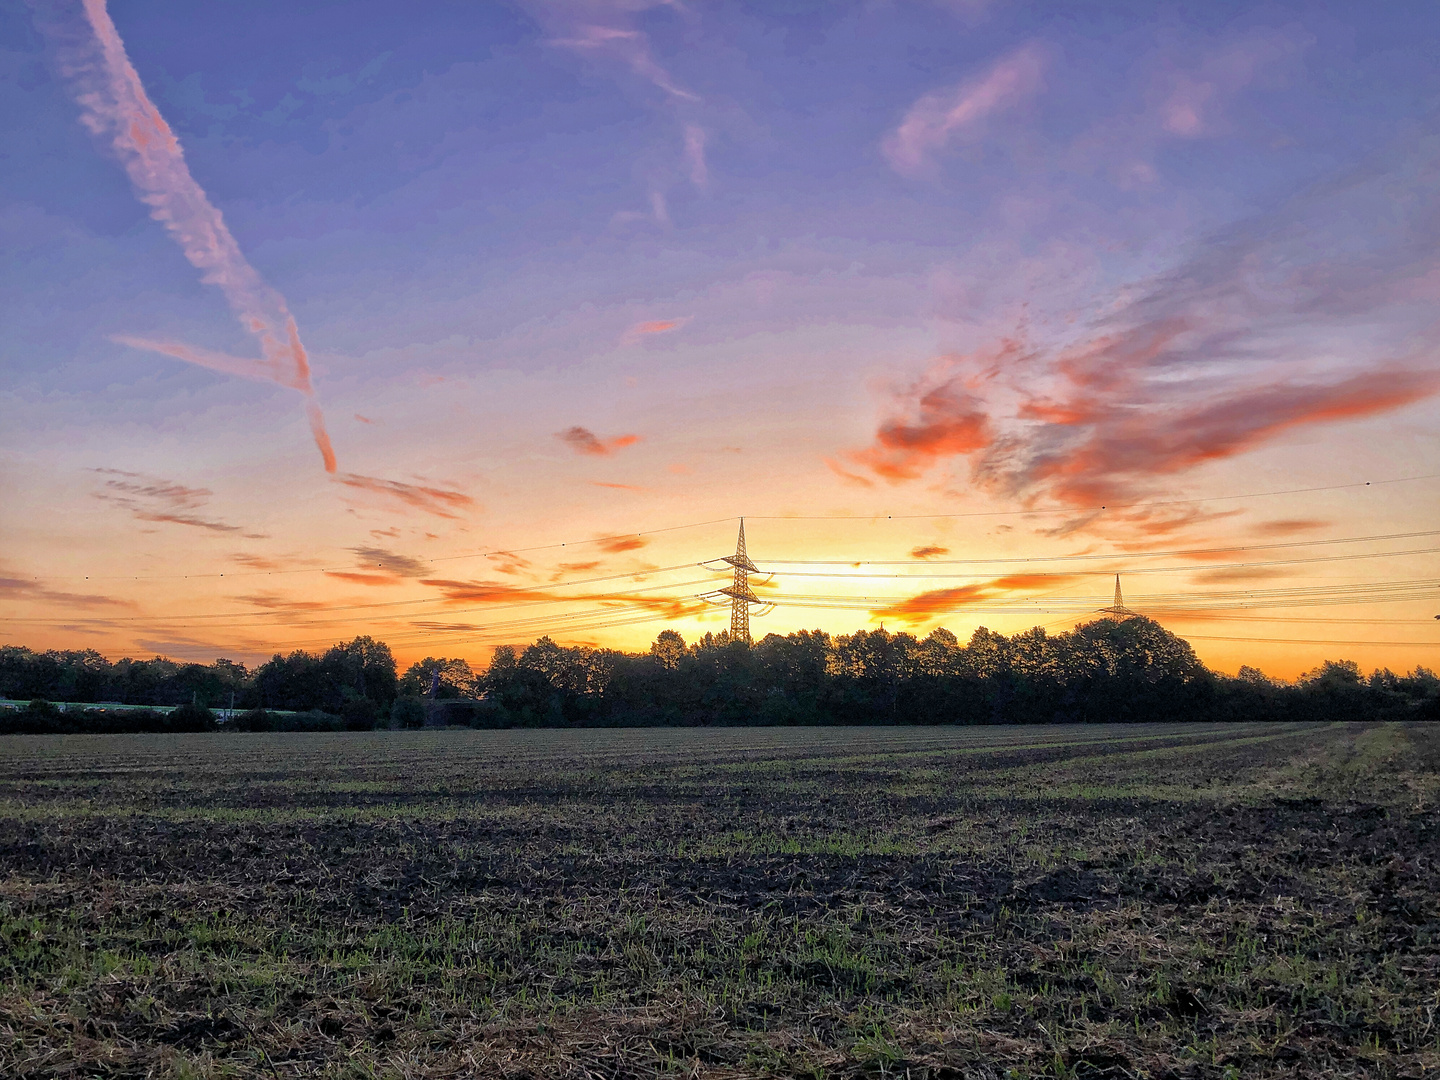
[2,617,1437,733]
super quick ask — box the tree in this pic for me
[399,658,477,699]
[650,630,686,670]
[321,636,398,710]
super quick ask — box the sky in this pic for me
[2,0,1438,680]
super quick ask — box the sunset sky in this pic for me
[2,0,1438,679]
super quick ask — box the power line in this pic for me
[61,517,736,582]
[1181,635,1440,648]
[770,546,1440,578]
[745,472,1440,520]
[0,563,708,623]
[11,530,1436,628]
[34,471,1440,582]
[767,529,1440,565]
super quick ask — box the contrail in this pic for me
[44,0,337,473]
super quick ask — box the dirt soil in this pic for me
[0,722,1436,1078]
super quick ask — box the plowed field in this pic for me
[2,722,1436,1078]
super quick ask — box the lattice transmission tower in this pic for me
[1097,574,1136,618]
[703,519,774,644]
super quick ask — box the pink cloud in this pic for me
[621,316,689,343]
[883,44,1047,178]
[1158,29,1312,138]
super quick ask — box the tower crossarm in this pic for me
[721,583,760,603]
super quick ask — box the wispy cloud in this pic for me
[324,571,405,587]
[590,481,648,491]
[535,3,713,220]
[230,553,292,571]
[546,14,698,102]
[1159,28,1311,138]
[596,535,648,553]
[336,474,477,518]
[350,547,430,578]
[420,574,692,619]
[551,560,602,581]
[46,0,336,473]
[322,545,431,587]
[485,551,533,577]
[1253,519,1328,537]
[235,593,328,614]
[0,574,134,610]
[883,44,1046,178]
[910,545,951,559]
[89,468,267,537]
[556,426,643,456]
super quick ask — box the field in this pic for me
[1,723,1437,1079]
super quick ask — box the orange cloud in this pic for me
[419,576,693,620]
[986,572,1079,591]
[596,535,648,553]
[551,561,601,581]
[872,585,985,623]
[1192,567,1293,584]
[1018,369,1440,508]
[422,579,560,604]
[235,594,328,612]
[910,545,950,559]
[1254,518,1328,536]
[486,551,532,576]
[557,426,643,456]
[231,553,289,571]
[845,344,1022,482]
[591,481,647,492]
[324,571,404,587]
[870,572,1085,625]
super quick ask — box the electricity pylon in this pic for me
[703,519,774,644]
[1098,574,1136,618]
